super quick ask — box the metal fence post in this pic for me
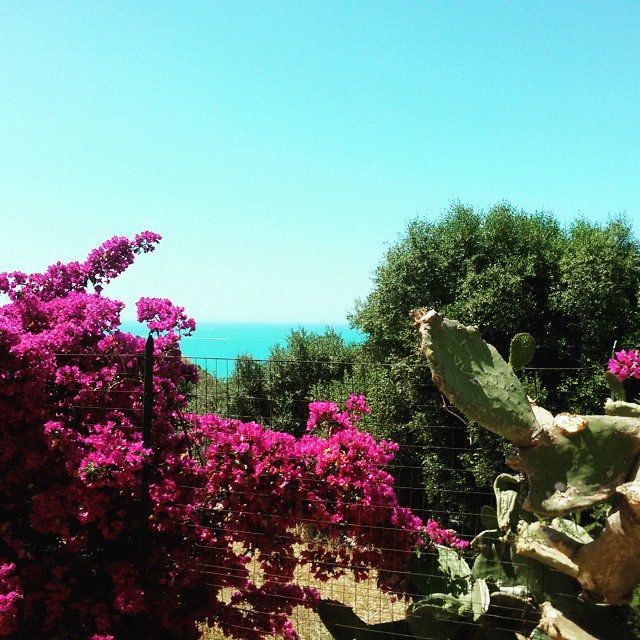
[137,335,154,640]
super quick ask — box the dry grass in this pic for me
[199,543,407,640]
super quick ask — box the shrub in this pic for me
[0,233,459,639]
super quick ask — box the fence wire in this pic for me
[180,355,610,640]
[55,349,614,639]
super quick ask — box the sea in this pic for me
[120,321,365,374]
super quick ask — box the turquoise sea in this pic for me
[120,321,365,373]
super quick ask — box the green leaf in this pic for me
[471,579,491,621]
[549,518,593,544]
[436,544,472,579]
[484,592,540,637]
[511,547,580,605]
[407,595,469,640]
[509,332,536,370]
[605,371,626,402]
[494,474,520,532]
[494,585,530,598]
[529,626,551,639]
[409,545,472,598]
[480,505,499,531]
[471,532,519,586]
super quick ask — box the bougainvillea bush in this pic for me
[0,233,465,639]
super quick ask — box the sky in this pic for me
[1,2,638,323]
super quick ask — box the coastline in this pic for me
[120,320,365,366]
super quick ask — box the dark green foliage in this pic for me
[352,202,640,371]
[227,354,272,423]
[187,328,361,435]
[183,361,226,415]
[351,203,562,360]
[549,218,640,363]
[262,328,359,435]
[349,202,640,528]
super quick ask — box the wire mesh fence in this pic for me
[179,354,615,639]
[48,345,621,639]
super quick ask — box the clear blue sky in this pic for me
[1,2,638,322]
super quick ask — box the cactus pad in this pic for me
[413,310,540,446]
[413,311,640,605]
[605,371,626,402]
[605,398,640,418]
[521,415,640,515]
[494,473,520,531]
[509,332,536,370]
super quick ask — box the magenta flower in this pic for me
[136,297,196,335]
[0,234,462,639]
[608,348,640,382]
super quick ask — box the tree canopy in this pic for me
[352,202,640,369]
[348,202,640,523]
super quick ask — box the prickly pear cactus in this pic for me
[318,470,633,640]
[509,332,536,371]
[605,371,626,402]
[413,309,640,607]
[413,310,538,446]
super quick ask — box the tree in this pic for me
[352,202,640,366]
[349,202,640,525]
[215,328,360,436]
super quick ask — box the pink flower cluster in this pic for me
[608,349,640,382]
[195,406,419,591]
[424,520,468,549]
[0,233,464,639]
[0,231,160,302]
[306,394,370,434]
[0,563,21,636]
[137,297,196,335]
[0,233,207,638]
